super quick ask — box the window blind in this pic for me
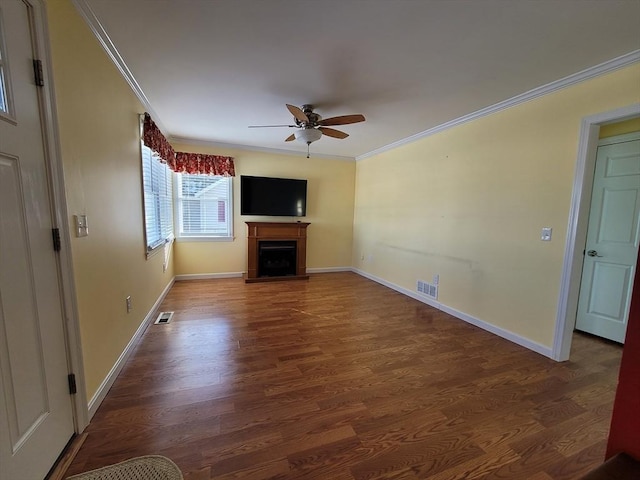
[142,143,173,251]
[177,174,232,238]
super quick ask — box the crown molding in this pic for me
[71,0,167,133]
[356,49,640,161]
[169,135,355,162]
[71,1,638,163]
[72,0,355,161]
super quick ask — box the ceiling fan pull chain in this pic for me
[307,143,310,159]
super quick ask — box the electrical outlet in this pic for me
[433,274,439,285]
[126,296,132,313]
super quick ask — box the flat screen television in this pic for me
[241,175,307,217]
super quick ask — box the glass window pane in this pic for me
[0,19,11,114]
[177,174,232,238]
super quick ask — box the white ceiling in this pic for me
[77,0,640,160]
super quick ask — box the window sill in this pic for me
[146,237,174,259]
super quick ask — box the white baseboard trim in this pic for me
[352,268,553,359]
[174,272,244,281]
[438,304,552,358]
[87,276,176,418]
[307,267,353,273]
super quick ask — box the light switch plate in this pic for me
[541,227,552,241]
[74,214,89,237]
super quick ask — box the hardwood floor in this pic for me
[64,272,623,479]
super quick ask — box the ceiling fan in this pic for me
[249,104,365,157]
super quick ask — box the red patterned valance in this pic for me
[143,113,175,162]
[142,113,235,176]
[171,152,235,176]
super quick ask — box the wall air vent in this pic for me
[154,311,174,325]
[417,280,438,300]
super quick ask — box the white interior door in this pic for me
[575,135,640,343]
[0,0,75,478]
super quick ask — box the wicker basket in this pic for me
[66,455,183,480]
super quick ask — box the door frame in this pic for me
[27,0,89,431]
[574,131,640,342]
[553,103,640,361]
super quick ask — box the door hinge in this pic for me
[68,374,77,395]
[33,59,45,87]
[52,228,61,252]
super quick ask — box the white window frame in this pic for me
[141,141,174,256]
[174,174,233,242]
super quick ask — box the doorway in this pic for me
[0,0,87,478]
[554,106,640,361]
[574,133,640,343]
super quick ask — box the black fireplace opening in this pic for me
[258,240,297,277]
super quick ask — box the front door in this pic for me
[0,0,75,478]
[575,134,640,343]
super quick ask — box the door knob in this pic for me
[587,250,602,257]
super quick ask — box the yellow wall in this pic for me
[47,0,174,400]
[353,64,640,348]
[599,117,640,138]
[44,0,640,402]
[169,144,356,275]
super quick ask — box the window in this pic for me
[141,143,173,253]
[175,174,233,240]
[0,15,13,116]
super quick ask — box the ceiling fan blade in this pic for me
[286,104,309,123]
[248,124,296,128]
[319,114,365,126]
[319,127,349,139]
[285,133,296,142]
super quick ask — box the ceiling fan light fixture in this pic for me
[294,128,322,144]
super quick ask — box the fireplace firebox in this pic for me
[258,241,297,277]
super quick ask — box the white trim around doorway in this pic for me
[553,103,640,361]
[32,0,89,431]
